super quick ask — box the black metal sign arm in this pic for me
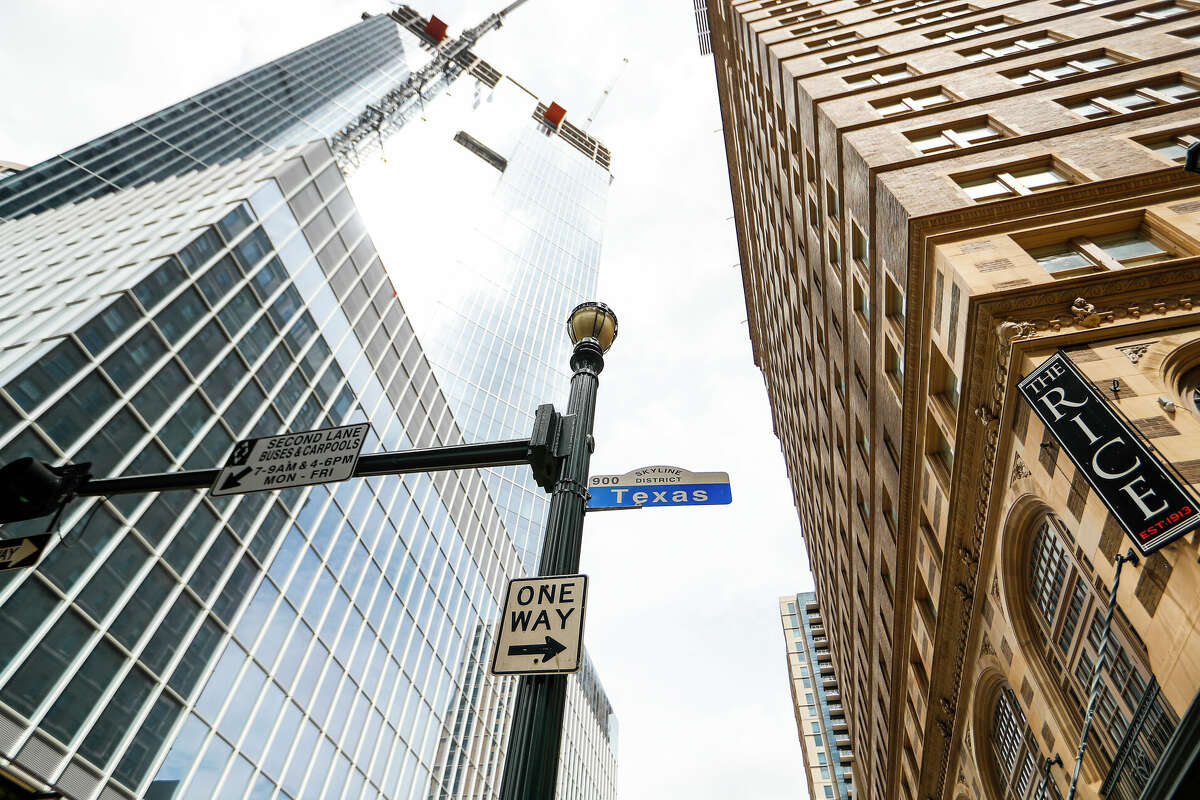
[77,437,535,497]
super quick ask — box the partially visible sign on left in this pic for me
[0,533,52,572]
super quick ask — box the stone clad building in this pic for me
[705,0,1200,798]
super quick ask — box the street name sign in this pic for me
[210,423,370,497]
[491,574,587,675]
[587,465,732,509]
[1019,350,1200,555]
[0,533,52,572]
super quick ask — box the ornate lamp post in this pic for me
[498,301,617,800]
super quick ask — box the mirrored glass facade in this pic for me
[0,142,527,800]
[349,75,618,800]
[0,16,409,222]
[0,15,617,800]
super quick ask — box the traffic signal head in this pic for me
[0,458,72,524]
[528,404,566,492]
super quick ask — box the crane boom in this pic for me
[583,57,628,132]
[329,2,529,172]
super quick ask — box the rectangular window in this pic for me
[844,64,913,87]
[886,338,905,391]
[885,273,906,329]
[853,277,869,323]
[1054,0,1120,7]
[927,423,955,483]
[1024,223,1181,277]
[895,3,973,28]
[872,87,954,116]
[953,158,1075,201]
[826,182,840,219]
[960,31,1063,62]
[1106,2,1193,22]
[1002,50,1124,86]
[880,0,940,13]
[807,32,861,50]
[925,16,1009,42]
[851,223,868,264]
[824,46,884,67]
[1063,74,1200,118]
[792,19,840,37]
[930,345,960,411]
[905,117,1005,153]
[1136,131,1200,162]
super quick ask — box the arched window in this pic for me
[1180,364,1200,417]
[1025,516,1169,772]
[990,687,1061,800]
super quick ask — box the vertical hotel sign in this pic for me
[1018,350,1200,555]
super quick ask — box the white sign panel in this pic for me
[491,574,588,676]
[210,423,369,497]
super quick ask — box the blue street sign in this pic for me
[587,465,732,510]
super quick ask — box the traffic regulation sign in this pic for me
[491,574,587,675]
[587,465,732,509]
[210,423,369,497]
[0,533,52,572]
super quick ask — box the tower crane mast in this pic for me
[329,1,532,171]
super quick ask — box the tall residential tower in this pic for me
[710,1,1200,799]
[780,593,854,800]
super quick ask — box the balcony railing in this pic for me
[1100,678,1178,800]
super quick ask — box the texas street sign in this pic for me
[587,465,732,509]
[491,574,587,676]
[0,533,52,572]
[210,423,369,497]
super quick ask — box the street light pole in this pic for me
[498,302,616,800]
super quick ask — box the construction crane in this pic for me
[329,1,531,172]
[583,57,628,132]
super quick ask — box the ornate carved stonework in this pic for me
[1071,297,1103,328]
[981,637,995,657]
[1010,454,1031,483]
[991,575,1000,602]
[1117,341,1156,365]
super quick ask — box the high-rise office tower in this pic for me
[779,593,854,800]
[0,9,616,800]
[709,1,1200,799]
[349,51,618,800]
[0,16,411,223]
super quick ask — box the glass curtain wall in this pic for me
[0,142,522,800]
[0,16,409,222]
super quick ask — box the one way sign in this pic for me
[0,533,52,572]
[491,574,587,676]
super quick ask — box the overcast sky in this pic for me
[0,2,815,798]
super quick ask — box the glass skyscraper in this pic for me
[350,75,618,799]
[0,12,615,800]
[0,16,409,222]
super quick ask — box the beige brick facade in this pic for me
[707,0,1200,798]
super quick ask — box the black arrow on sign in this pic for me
[221,467,253,491]
[507,635,567,662]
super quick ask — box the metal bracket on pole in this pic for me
[1066,548,1139,800]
